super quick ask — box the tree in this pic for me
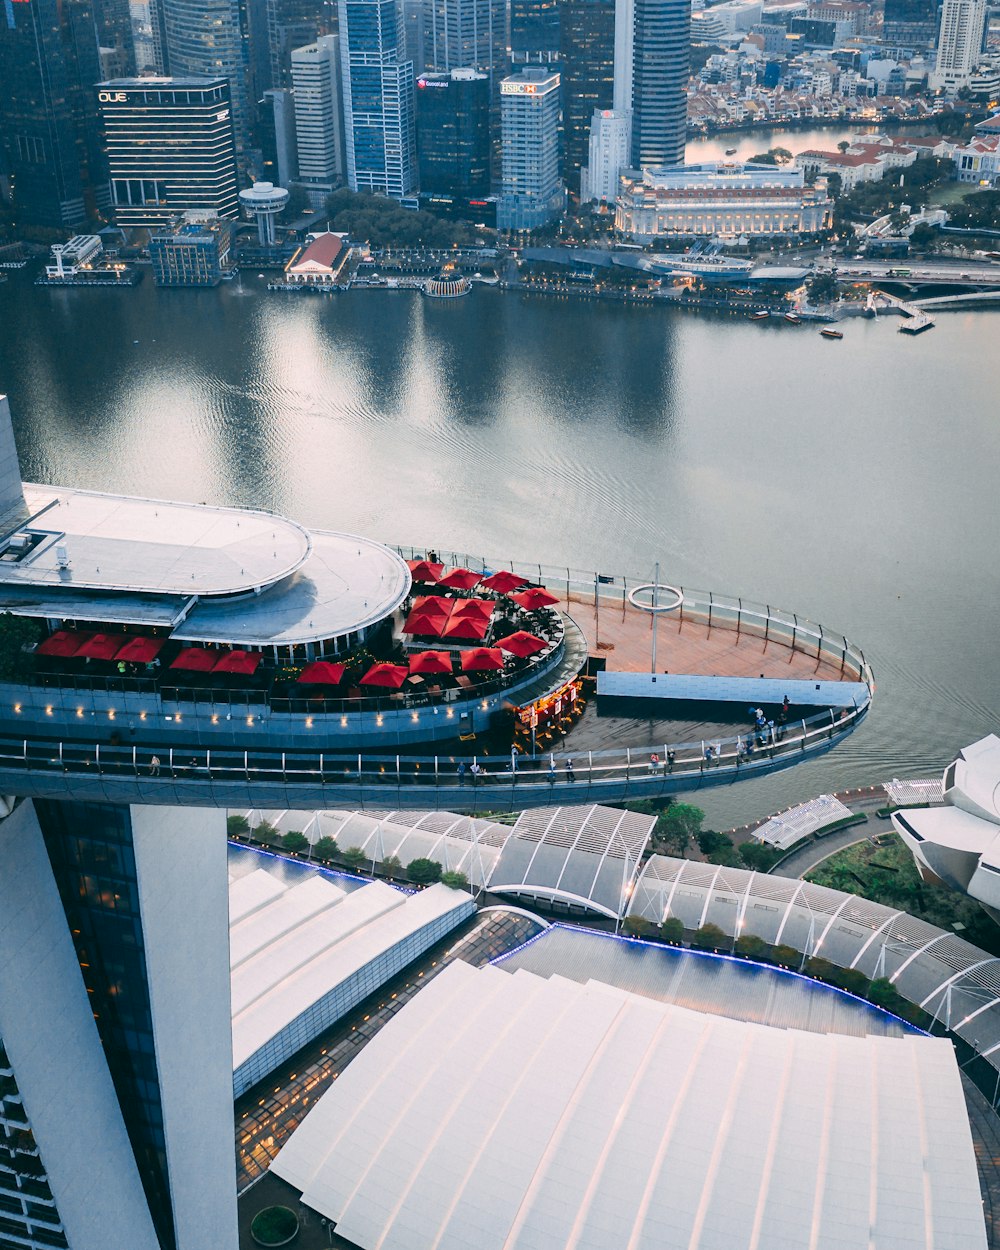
[381,854,403,878]
[770,944,800,968]
[867,977,903,1012]
[697,830,733,856]
[341,845,367,869]
[690,923,728,951]
[734,933,770,960]
[313,835,338,861]
[227,813,250,838]
[829,965,869,996]
[659,916,685,944]
[282,831,309,855]
[806,271,839,304]
[622,915,658,938]
[439,870,469,889]
[0,613,42,681]
[253,820,281,846]
[407,857,443,884]
[837,140,851,153]
[739,841,782,872]
[656,803,705,857]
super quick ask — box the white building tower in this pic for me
[581,107,632,202]
[291,34,346,207]
[931,0,988,91]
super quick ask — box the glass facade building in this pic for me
[0,0,109,229]
[883,0,940,46]
[559,0,616,192]
[339,0,417,197]
[510,0,560,62]
[149,217,235,285]
[498,67,566,231]
[425,0,506,91]
[97,77,239,227]
[416,69,490,197]
[630,0,689,169]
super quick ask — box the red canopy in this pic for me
[406,559,444,583]
[412,595,453,618]
[441,614,490,641]
[360,663,409,689]
[511,587,560,610]
[438,567,483,591]
[76,633,129,661]
[496,630,547,657]
[408,650,453,675]
[212,650,262,676]
[481,570,527,593]
[460,647,504,672]
[297,661,346,685]
[36,630,91,658]
[115,636,165,663]
[450,598,495,619]
[402,610,448,637]
[170,647,217,672]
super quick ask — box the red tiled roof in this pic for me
[294,233,343,269]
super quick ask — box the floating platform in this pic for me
[596,672,870,709]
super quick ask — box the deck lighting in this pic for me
[246,716,254,726]
[211,714,219,725]
[139,711,147,721]
[305,717,313,728]
[411,712,418,722]
[376,714,383,726]
[340,717,348,727]
[108,710,115,720]
[13,704,20,714]
[45,706,52,716]
[77,708,84,718]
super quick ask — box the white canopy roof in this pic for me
[272,960,986,1250]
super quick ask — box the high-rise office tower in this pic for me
[931,0,987,89]
[0,0,110,229]
[291,35,345,204]
[339,0,417,197]
[265,0,323,88]
[510,0,560,62]
[92,0,137,73]
[0,797,237,1250]
[97,77,239,226]
[426,0,506,92]
[262,88,300,185]
[497,66,566,230]
[613,0,634,111]
[559,0,616,191]
[630,0,689,168]
[883,0,940,47]
[416,69,491,196]
[403,0,427,72]
[160,0,254,167]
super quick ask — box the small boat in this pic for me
[783,312,802,324]
[820,327,843,340]
[725,147,737,155]
[751,309,770,320]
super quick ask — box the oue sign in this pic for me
[98,91,128,102]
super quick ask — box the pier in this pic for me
[866,288,935,334]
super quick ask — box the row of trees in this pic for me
[644,801,785,872]
[226,815,468,888]
[324,189,487,249]
[619,915,925,1025]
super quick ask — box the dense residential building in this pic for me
[291,35,345,206]
[149,214,235,284]
[498,67,566,230]
[339,0,417,197]
[159,0,254,167]
[510,0,561,62]
[615,162,832,238]
[425,0,506,92]
[0,796,237,1250]
[416,70,491,196]
[96,77,239,227]
[630,0,691,168]
[581,108,632,201]
[559,0,617,191]
[931,0,988,91]
[0,0,110,229]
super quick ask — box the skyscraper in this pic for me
[931,0,987,90]
[0,797,237,1250]
[159,0,254,167]
[510,0,560,63]
[97,77,239,227]
[92,0,138,74]
[266,0,322,89]
[416,69,491,196]
[291,35,345,204]
[559,0,616,190]
[426,0,506,92]
[630,0,690,168]
[497,66,566,230]
[0,0,109,229]
[883,0,940,47]
[339,0,417,197]
[581,107,631,201]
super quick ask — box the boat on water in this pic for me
[751,309,770,320]
[784,312,802,324]
[725,147,737,155]
[820,327,844,339]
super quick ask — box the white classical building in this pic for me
[615,162,832,238]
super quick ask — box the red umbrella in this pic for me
[441,614,490,641]
[360,663,409,689]
[496,631,547,657]
[511,587,560,610]
[402,610,448,637]
[460,647,504,672]
[481,570,527,593]
[170,647,217,672]
[115,636,165,663]
[213,650,262,675]
[408,650,453,675]
[438,567,483,591]
[450,598,495,619]
[36,631,92,658]
[297,661,346,685]
[406,559,444,583]
[76,633,129,661]
[412,594,454,617]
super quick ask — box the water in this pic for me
[686,123,909,165]
[1,270,998,827]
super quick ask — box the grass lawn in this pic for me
[807,833,1000,956]
[926,181,990,208]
